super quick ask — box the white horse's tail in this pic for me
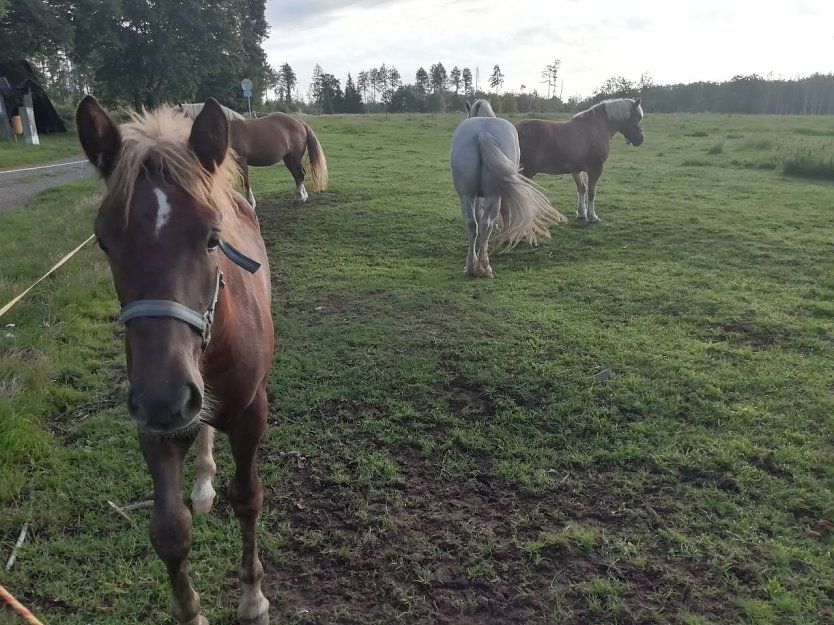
[478,132,566,251]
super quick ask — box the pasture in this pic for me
[1,111,833,625]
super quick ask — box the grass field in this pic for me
[1,112,833,625]
[0,134,83,169]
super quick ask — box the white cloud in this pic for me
[263,0,834,100]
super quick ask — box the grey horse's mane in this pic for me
[179,102,246,122]
[468,99,496,118]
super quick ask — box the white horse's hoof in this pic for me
[588,216,601,224]
[191,497,214,515]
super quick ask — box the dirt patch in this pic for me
[711,319,792,349]
[249,452,749,625]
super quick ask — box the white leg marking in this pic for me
[153,188,171,235]
[191,427,216,515]
[294,183,308,203]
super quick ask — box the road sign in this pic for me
[240,78,253,91]
[243,89,252,98]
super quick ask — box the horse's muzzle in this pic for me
[628,134,645,147]
[128,381,203,434]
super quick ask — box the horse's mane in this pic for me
[179,102,246,122]
[108,106,241,239]
[469,99,496,118]
[574,98,640,122]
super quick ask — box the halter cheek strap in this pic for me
[117,239,260,349]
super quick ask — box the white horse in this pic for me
[449,99,565,278]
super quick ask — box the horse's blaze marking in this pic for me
[153,187,171,235]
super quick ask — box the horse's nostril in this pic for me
[185,382,203,417]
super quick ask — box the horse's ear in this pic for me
[189,97,229,172]
[465,101,471,113]
[634,97,641,108]
[76,95,121,177]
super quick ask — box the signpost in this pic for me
[241,78,253,118]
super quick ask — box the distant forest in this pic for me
[1,1,831,116]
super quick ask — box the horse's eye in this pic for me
[207,236,220,251]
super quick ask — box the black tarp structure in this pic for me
[0,59,66,134]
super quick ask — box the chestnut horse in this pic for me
[180,102,328,209]
[516,98,644,223]
[450,99,565,277]
[77,96,274,625]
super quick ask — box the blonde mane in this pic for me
[106,106,242,241]
[574,98,640,123]
[179,102,246,122]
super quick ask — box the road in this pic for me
[0,156,96,213]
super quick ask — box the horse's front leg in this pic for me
[572,172,588,221]
[228,387,270,625]
[140,434,207,625]
[191,426,216,515]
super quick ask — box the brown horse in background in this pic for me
[516,98,644,223]
[78,96,274,625]
[180,103,328,208]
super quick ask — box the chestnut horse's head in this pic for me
[77,97,246,435]
[608,97,645,146]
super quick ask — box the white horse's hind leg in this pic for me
[475,196,501,278]
[572,172,588,221]
[294,183,309,203]
[459,195,479,275]
[191,426,216,515]
[247,185,257,210]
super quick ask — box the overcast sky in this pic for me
[263,0,833,100]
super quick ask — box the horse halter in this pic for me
[118,239,261,349]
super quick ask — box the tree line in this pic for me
[286,60,834,117]
[0,0,270,109]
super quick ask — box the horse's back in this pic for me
[516,117,604,174]
[451,117,519,197]
[235,112,307,165]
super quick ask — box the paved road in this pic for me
[0,156,96,213]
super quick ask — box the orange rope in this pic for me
[0,585,45,625]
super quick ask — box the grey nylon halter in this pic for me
[118,239,261,348]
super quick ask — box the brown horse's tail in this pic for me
[478,132,566,252]
[304,122,328,192]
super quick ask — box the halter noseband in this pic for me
[118,240,261,348]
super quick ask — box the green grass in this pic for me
[0,133,83,169]
[779,141,834,181]
[1,112,833,625]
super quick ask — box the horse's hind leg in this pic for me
[284,154,308,203]
[459,194,478,276]
[191,426,216,515]
[474,195,501,278]
[228,388,269,625]
[240,158,256,209]
[140,435,207,625]
[586,167,603,223]
[572,172,588,221]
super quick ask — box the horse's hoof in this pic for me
[588,216,601,224]
[575,212,586,220]
[238,594,270,625]
[191,497,214,515]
